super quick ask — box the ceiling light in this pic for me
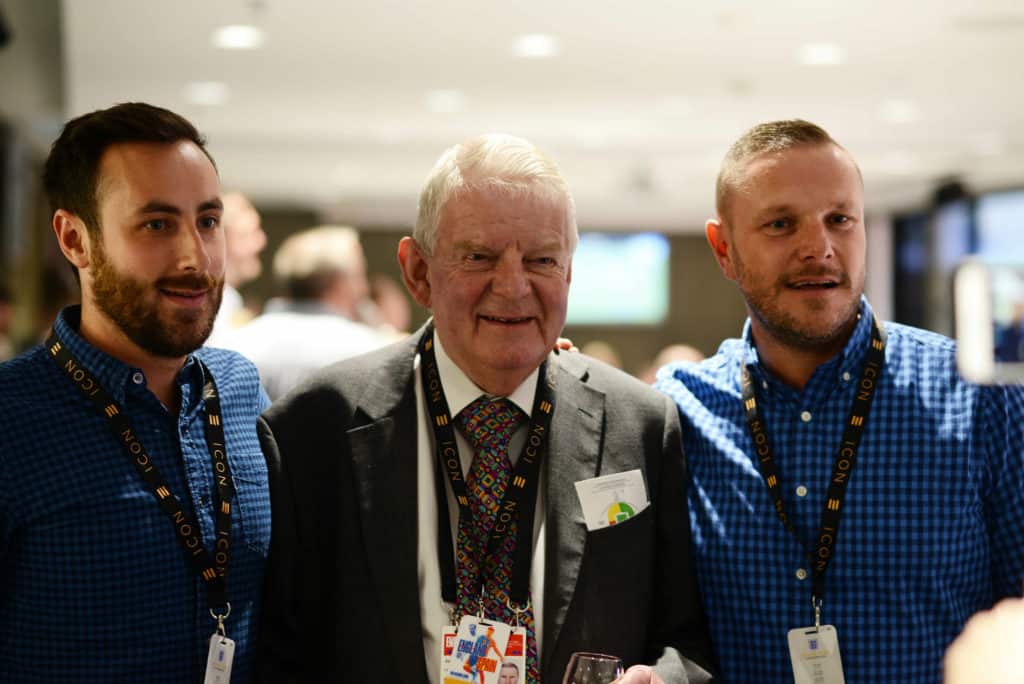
[184,81,229,106]
[212,24,265,50]
[879,99,920,125]
[799,43,844,66]
[514,34,560,59]
[426,90,465,114]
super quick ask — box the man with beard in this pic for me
[655,120,1024,683]
[0,103,271,682]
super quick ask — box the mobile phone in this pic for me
[954,259,1024,383]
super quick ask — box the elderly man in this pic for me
[0,103,270,681]
[656,119,1024,682]
[256,134,715,683]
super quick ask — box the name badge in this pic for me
[203,634,235,684]
[442,615,512,684]
[787,625,844,684]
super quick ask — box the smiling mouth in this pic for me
[787,280,839,290]
[480,314,532,324]
[160,288,208,300]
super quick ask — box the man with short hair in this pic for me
[0,102,270,681]
[221,225,390,399]
[656,119,1024,682]
[256,134,715,683]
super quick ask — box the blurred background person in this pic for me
[580,339,623,369]
[208,190,267,344]
[361,272,413,338]
[221,224,390,400]
[637,343,706,384]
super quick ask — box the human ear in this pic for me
[53,210,93,272]
[705,218,737,281]
[397,237,432,309]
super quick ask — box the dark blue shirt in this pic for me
[0,307,271,682]
[656,298,1024,683]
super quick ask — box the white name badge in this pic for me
[442,615,512,684]
[203,634,235,684]
[787,625,845,684]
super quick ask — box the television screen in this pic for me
[976,190,1024,262]
[566,232,669,325]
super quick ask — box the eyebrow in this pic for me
[755,201,855,218]
[136,197,223,215]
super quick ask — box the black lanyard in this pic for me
[418,325,555,608]
[741,316,886,609]
[46,330,235,613]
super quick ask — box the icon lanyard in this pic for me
[740,316,886,624]
[46,330,235,627]
[418,325,555,612]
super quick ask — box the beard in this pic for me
[89,240,223,358]
[734,255,862,354]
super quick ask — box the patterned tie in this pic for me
[455,396,540,683]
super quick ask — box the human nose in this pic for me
[796,219,835,261]
[176,223,214,273]
[491,254,531,299]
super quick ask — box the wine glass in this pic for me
[563,652,625,684]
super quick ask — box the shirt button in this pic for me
[842,372,851,382]
[796,568,808,581]
[132,371,145,385]
[800,410,812,423]
[761,381,768,390]
[796,485,808,497]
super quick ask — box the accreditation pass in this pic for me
[787,624,845,684]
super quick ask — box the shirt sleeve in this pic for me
[980,383,1024,599]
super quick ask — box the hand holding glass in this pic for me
[563,652,625,684]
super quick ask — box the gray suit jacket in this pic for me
[255,328,715,682]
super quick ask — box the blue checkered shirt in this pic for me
[0,307,271,682]
[655,298,1024,683]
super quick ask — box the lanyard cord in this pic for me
[46,331,234,613]
[741,316,887,606]
[419,325,554,608]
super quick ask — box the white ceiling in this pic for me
[62,0,1024,232]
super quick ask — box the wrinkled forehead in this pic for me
[439,183,576,245]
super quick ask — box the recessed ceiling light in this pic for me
[426,90,465,114]
[799,43,844,66]
[879,99,920,124]
[184,81,229,106]
[514,34,560,59]
[212,24,265,50]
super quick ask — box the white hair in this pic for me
[414,133,578,254]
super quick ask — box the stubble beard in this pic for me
[89,239,223,358]
[734,254,862,354]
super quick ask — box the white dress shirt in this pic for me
[415,333,547,684]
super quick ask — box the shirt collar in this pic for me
[53,305,204,408]
[741,295,877,391]
[433,331,538,418]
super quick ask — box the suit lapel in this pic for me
[541,352,605,670]
[348,333,430,684]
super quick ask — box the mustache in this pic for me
[156,273,220,290]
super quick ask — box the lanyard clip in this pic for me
[210,602,232,637]
[812,596,822,631]
[505,595,531,628]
